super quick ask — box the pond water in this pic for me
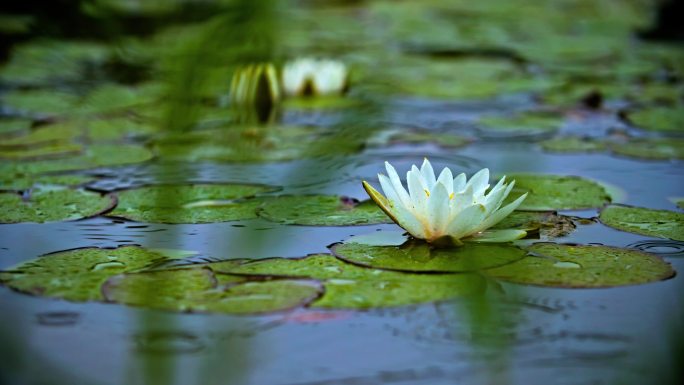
[1,1,683,385]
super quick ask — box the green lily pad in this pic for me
[0,142,83,161]
[0,124,80,147]
[2,89,79,116]
[492,211,576,240]
[627,107,684,133]
[0,188,115,223]
[0,144,153,174]
[0,119,32,137]
[504,174,612,211]
[609,138,684,160]
[540,137,607,153]
[331,241,527,273]
[485,243,675,288]
[0,174,93,191]
[256,195,391,226]
[599,205,684,241]
[479,112,562,135]
[215,253,485,309]
[77,83,159,115]
[282,96,359,110]
[671,198,684,210]
[108,184,275,223]
[0,246,172,301]
[385,131,471,148]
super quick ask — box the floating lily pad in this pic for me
[672,198,684,210]
[0,174,93,191]
[0,144,153,174]
[78,83,159,115]
[2,89,79,116]
[627,107,684,133]
[0,124,80,147]
[0,142,83,161]
[0,246,172,301]
[599,205,684,241]
[256,195,391,226]
[282,96,359,110]
[503,174,611,211]
[540,137,607,153]
[385,131,471,148]
[485,243,675,288]
[331,241,527,273]
[108,184,275,223]
[0,119,32,137]
[217,254,485,309]
[0,188,115,223]
[609,138,684,160]
[478,112,562,135]
[492,211,576,240]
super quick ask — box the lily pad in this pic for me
[0,246,172,301]
[492,211,576,240]
[540,137,607,153]
[478,112,562,135]
[256,195,391,226]
[0,174,93,191]
[2,89,79,116]
[609,138,684,160]
[0,119,32,137]
[0,124,81,147]
[385,131,471,148]
[216,254,485,309]
[282,96,359,110]
[0,142,83,161]
[0,144,153,174]
[108,184,275,223]
[627,107,684,133]
[331,241,527,273]
[503,174,612,211]
[0,188,115,223]
[599,205,684,241]
[485,243,675,288]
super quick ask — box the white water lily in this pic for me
[282,58,347,96]
[229,63,280,106]
[362,159,528,246]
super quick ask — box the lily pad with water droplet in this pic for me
[108,184,276,224]
[256,195,392,226]
[0,188,115,223]
[0,246,173,301]
[215,254,485,309]
[485,243,675,288]
[0,174,94,191]
[540,137,607,153]
[599,205,684,241]
[0,144,154,175]
[331,241,527,273]
[626,107,684,134]
[609,138,684,161]
[503,174,612,211]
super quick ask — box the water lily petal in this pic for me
[392,203,428,239]
[362,181,396,221]
[482,178,510,213]
[465,229,527,243]
[420,158,437,190]
[407,167,428,213]
[453,172,467,192]
[476,192,528,231]
[385,162,412,208]
[444,204,487,240]
[427,181,450,235]
[450,185,474,214]
[466,168,490,196]
[378,174,403,209]
[436,167,454,195]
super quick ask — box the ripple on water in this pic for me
[135,331,205,355]
[36,311,80,327]
[627,240,684,258]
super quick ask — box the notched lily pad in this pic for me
[256,195,392,226]
[331,241,527,273]
[0,246,172,301]
[485,243,675,288]
[216,254,485,309]
[540,137,607,153]
[599,205,684,241]
[108,184,276,223]
[626,107,684,133]
[0,188,115,223]
[609,138,684,160]
[504,174,612,210]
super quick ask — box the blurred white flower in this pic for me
[363,159,528,246]
[282,58,347,96]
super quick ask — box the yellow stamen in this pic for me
[449,192,454,200]
[424,189,430,197]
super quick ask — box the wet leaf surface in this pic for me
[331,241,527,273]
[492,211,576,240]
[257,195,392,226]
[0,188,115,223]
[0,174,93,191]
[504,174,612,210]
[540,137,607,153]
[600,205,684,241]
[609,138,684,161]
[108,184,276,223]
[485,243,675,288]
